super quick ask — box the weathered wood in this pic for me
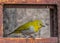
[0,37,58,43]
[0,5,3,37]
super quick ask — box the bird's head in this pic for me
[31,20,45,32]
[38,20,45,28]
[34,20,45,30]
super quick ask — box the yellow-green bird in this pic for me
[8,20,45,38]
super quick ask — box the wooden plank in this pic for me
[0,37,58,43]
[0,0,57,4]
[0,5,3,37]
[0,0,27,4]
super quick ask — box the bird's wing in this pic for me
[7,22,32,35]
[21,26,35,34]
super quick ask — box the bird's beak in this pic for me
[42,25,45,27]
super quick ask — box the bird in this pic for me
[7,20,45,38]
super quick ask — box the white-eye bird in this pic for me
[8,20,45,38]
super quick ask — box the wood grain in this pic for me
[0,37,58,43]
[0,5,3,37]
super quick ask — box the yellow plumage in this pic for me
[8,20,44,38]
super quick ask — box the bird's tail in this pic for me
[6,31,15,36]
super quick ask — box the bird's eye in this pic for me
[40,24,45,27]
[40,24,42,26]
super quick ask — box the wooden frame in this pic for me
[0,0,59,43]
